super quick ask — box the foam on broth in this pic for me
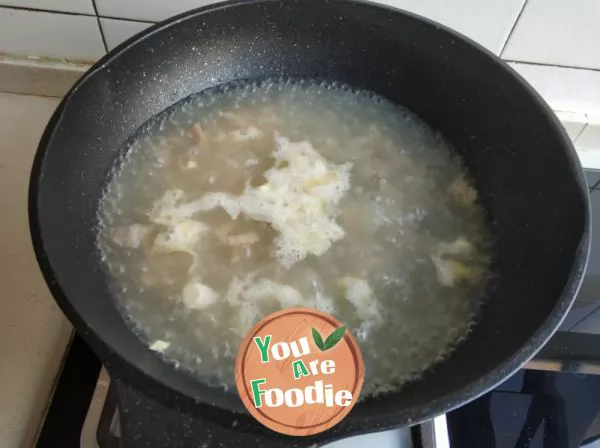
[98,80,493,397]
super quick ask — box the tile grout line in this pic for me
[0,88,65,100]
[499,0,529,57]
[90,0,108,53]
[1,3,599,74]
[0,4,155,24]
[2,3,600,73]
[99,16,155,25]
[575,122,590,144]
[567,304,600,331]
[0,3,91,17]
[505,59,600,73]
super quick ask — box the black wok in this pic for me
[29,0,590,445]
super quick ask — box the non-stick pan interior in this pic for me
[31,0,589,427]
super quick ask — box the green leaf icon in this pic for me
[312,325,347,351]
[312,327,325,351]
[323,325,347,350]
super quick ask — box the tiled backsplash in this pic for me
[0,7,105,60]
[1,0,600,150]
[502,0,600,70]
[95,0,216,22]
[98,17,150,51]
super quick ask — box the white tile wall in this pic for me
[0,7,105,61]
[577,118,600,151]
[502,0,600,70]
[95,0,215,22]
[98,0,526,53]
[509,62,600,115]
[0,0,94,14]
[555,111,587,141]
[0,0,599,139]
[100,18,151,51]
[574,112,600,164]
[374,0,526,54]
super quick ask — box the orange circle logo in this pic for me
[235,307,364,436]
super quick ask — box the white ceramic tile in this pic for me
[95,0,217,22]
[0,0,94,14]
[0,7,105,61]
[555,110,587,141]
[509,62,600,115]
[577,123,600,151]
[372,0,526,54]
[575,147,600,171]
[96,0,525,52]
[575,117,600,169]
[502,0,600,70]
[100,18,152,51]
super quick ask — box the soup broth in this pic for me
[98,80,493,396]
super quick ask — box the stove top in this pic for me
[45,333,600,448]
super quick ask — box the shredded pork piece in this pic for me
[242,279,304,308]
[449,176,477,206]
[149,193,210,272]
[431,237,482,287]
[431,256,473,287]
[191,123,204,142]
[182,281,218,309]
[111,224,150,248]
[438,237,474,257]
[153,220,208,257]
